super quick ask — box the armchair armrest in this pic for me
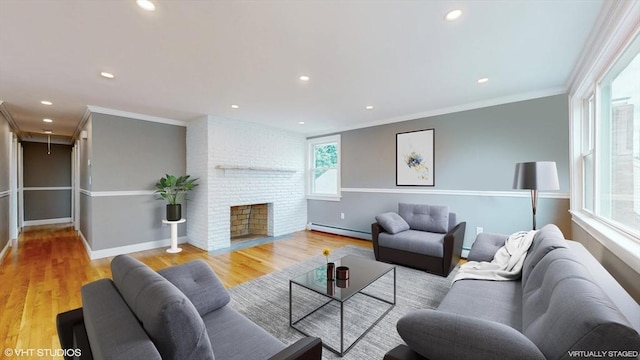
[442,222,466,274]
[267,337,322,360]
[467,232,508,262]
[371,222,383,260]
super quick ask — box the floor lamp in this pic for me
[513,161,560,230]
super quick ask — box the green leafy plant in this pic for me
[154,174,199,205]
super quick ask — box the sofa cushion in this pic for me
[202,305,285,360]
[376,212,411,234]
[522,249,640,359]
[111,255,215,360]
[159,260,230,317]
[398,203,449,233]
[521,224,567,286]
[378,230,445,258]
[438,279,523,330]
[397,309,545,360]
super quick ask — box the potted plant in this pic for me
[154,174,199,221]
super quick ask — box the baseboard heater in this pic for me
[307,223,371,240]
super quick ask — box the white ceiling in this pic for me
[0,0,604,144]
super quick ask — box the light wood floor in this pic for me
[0,224,371,358]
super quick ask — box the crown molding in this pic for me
[0,101,24,139]
[567,0,640,96]
[71,107,92,143]
[306,86,566,137]
[87,105,187,127]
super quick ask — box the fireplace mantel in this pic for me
[215,164,297,172]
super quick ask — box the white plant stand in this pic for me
[162,218,186,253]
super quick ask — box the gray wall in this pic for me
[22,142,72,221]
[308,94,571,250]
[79,113,186,252]
[0,112,10,253]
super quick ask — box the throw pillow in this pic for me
[376,212,410,234]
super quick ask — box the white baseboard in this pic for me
[24,217,73,226]
[78,230,188,260]
[0,239,10,264]
[308,223,371,240]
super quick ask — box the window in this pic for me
[307,135,340,201]
[582,95,595,212]
[577,33,640,239]
[595,39,640,236]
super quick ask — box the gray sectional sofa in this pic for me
[57,255,321,360]
[384,224,640,360]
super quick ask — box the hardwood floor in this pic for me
[0,224,371,358]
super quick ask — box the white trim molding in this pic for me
[79,189,155,197]
[308,223,371,240]
[307,87,566,137]
[0,239,11,265]
[23,217,73,226]
[79,230,188,260]
[87,105,186,127]
[23,186,72,191]
[570,211,640,273]
[340,187,569,199]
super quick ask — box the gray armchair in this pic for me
[371,203,466,276]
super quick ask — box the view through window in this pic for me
[597,37,640,235]
[307,135,340,199]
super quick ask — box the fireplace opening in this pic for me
[230,203,270,242]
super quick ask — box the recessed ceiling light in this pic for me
[100,72,115,79]
[298,121,305,125]
[231,104,239,109]
[445,9,462,21]
[43,130,53,134]
[365,105,374,110]
[477,77,489,84]
[299,75,310,81]
[43,118,53,123]
[41,100,53,106]
[136,0,155,11]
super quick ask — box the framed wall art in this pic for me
[396,129,435,186]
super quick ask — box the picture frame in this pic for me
[396,129,435,186]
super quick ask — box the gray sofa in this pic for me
[384,224,640,360]
[372,203,466,276]
[57,255,321,360]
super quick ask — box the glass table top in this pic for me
[290,255,395,302]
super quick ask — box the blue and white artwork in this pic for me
[396,129,435,186]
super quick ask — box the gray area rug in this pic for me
[228,245,458,359]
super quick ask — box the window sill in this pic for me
[306,194,342,202]
[570,210,640,273]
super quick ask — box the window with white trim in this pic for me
[306,135,341,201]
[595,38,640,236]
[578,33,640,239]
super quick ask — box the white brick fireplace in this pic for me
[186,116,307,251]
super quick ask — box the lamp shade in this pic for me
[513,161,560,190]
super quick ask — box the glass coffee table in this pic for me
[289,255,396,356]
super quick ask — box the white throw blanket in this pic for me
[453,230,537,282]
